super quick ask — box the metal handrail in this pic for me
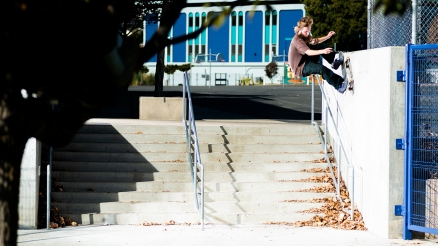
[310,75,355,220]
[182,72,205,229]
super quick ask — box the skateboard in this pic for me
[344,55,354,93]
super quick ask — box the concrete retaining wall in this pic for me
[139,97,186,121]
[322,46,406,239]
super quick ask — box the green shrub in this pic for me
[131,72,155,86]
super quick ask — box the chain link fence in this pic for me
[368,0,438,48]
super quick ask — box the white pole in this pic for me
[283,50,285,88]
[209,49,212,89]
[412,0,417,44]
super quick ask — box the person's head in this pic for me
[294,16,313,37]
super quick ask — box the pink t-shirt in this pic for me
[288,35,309,78]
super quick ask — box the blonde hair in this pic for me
[294,16,313,34]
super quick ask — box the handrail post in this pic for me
[311,75,315,125]
[47,146,52,229]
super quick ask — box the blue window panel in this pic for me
[208,13,230,62]
[238,12,243,45]
[231,12,237,44]
[265,25,270,44]
[195,13,200,45]
[173,13,187,62]
[272,11,278,44]
[188,13,193,45]
[272,25,277,44]
[265,55,269,62]
[238,26,243,44]
[201,13,207,45]
[231,54,235,62]
[238,54,242,62]
[146,20,158,62]
[188,27,193,45]
[279,10,303,61]
[245,11,263,62]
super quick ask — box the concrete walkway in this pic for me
[18,224,437,246]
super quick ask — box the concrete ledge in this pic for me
[139,97,186,121]
[19,138,41,229]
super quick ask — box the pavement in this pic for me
[97,84,322,122]
[18,85,438,245]
[17,224,438,246]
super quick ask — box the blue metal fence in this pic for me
[400,43,438,239]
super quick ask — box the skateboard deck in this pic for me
[344,56,354,93]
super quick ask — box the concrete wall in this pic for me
[322,46,406,239]
[19,137,41,229]
[139,97,186,121]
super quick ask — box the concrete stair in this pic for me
[50,121,335,225]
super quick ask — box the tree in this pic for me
[0,1,274,245]
[301,0,368,51]
[373,0,411,16]
[154,0,171,97]
[265,62,279,83]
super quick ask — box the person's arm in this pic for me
[310,31,336,45]
[305,47,333,56]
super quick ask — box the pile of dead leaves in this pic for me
[310,157,335,163]
[49,206,77,228]
[142,220,199,226]
[293,173,333,183]
[267,164,367,231]
[294,196,367,230]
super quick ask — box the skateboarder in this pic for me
[288,16,348,93]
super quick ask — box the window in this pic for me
[264,11,278,62]
[231,11,243,62]
[231,12,237,62]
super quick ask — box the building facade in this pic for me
[143,1,305,86]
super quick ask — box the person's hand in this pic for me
[322,48,333,54]
[327,31,336,38]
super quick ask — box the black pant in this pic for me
[301,43,344,89]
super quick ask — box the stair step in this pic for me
[51,171,328,182]
[52,191,335,203]
[71,133,320,145]
[55,142,322,153]
[52,161,329,172]
[77,124,317,136]
[52,152,325,163]
[54,181,332,192]
[52,201,325,214]
[202,153,325,162]
[55,143,188,153]
[61,211,324,225]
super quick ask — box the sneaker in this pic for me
[331,56,344,70]
[337,78,348,93]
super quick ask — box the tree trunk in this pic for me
[0,90,29,246]
[154,49,165,97]
[154,0,171,97]
[0,139,25,246]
